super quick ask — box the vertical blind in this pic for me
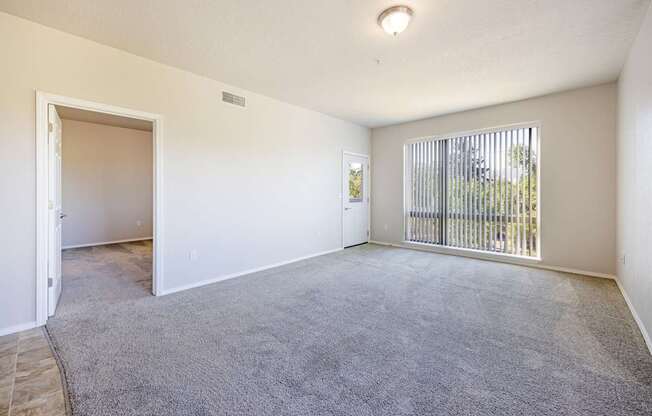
[405,125,539,258]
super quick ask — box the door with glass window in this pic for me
[342,153,369,247]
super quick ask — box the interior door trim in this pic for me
[35,91,165,325]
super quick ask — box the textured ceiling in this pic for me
[56,106,153,132]
[1,0,649,127]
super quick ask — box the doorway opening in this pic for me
[342,151,370,248]
[35,92,164,325]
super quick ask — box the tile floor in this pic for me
[0,327,65,416]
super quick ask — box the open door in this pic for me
[342,153,369,248]
[48,104,63,316]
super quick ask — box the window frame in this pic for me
[348,162,364,203]
[402,121,542,262]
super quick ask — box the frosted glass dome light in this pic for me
[378,6,414,36]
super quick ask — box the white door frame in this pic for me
[35,91,164,325]
[341,151,370,248]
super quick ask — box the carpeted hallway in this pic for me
[47,242,652,415]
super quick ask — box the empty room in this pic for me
[0,1,651,415]
[58,106,154,308]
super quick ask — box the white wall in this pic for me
[62,119,153,248]
[617,4,652,349]
[371,84,617,276]
[0,12,369,333]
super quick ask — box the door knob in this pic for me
[344,207,352,211]
[59,213,67,219]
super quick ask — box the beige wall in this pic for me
[62,119,153,248]
[371,83,617,276]
[0,12,370,333]
[617,4,652,348]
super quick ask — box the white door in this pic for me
[342,153,369,247]
[48,104,63,316]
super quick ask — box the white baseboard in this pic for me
[0,321,38,337]
[368,240,616,280]
[538,264,615,280]
[160,247,343,296]
[63,237,153,250]
[615,278,652,355]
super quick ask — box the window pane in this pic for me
[349,162,363,202]
[404,126,539,258]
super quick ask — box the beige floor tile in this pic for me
[0,373,13,390]
[15,358,58,385]
[0,355,16,379]
[18,335,49,355]
[16,346,52,370]
[0,334,18,346]
[0,340,17,359]
[10,390,65,416]
[0,385,12,415]
[17,329,44,342]
[0,329,67,416]
[10,367,62,408]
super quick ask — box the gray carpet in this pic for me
[47,242,652,415]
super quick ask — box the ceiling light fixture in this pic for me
[378,5,414,36]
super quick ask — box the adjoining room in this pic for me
[58,106,154,307]
[0,1,651,415]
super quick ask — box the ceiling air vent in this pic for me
[222,91,246,108]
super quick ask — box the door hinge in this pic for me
[367,230,370,237]
[48,278,53,288]
[48,123,53,133]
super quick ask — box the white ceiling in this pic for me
[56,106,153,132]
[1,0,649,127]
